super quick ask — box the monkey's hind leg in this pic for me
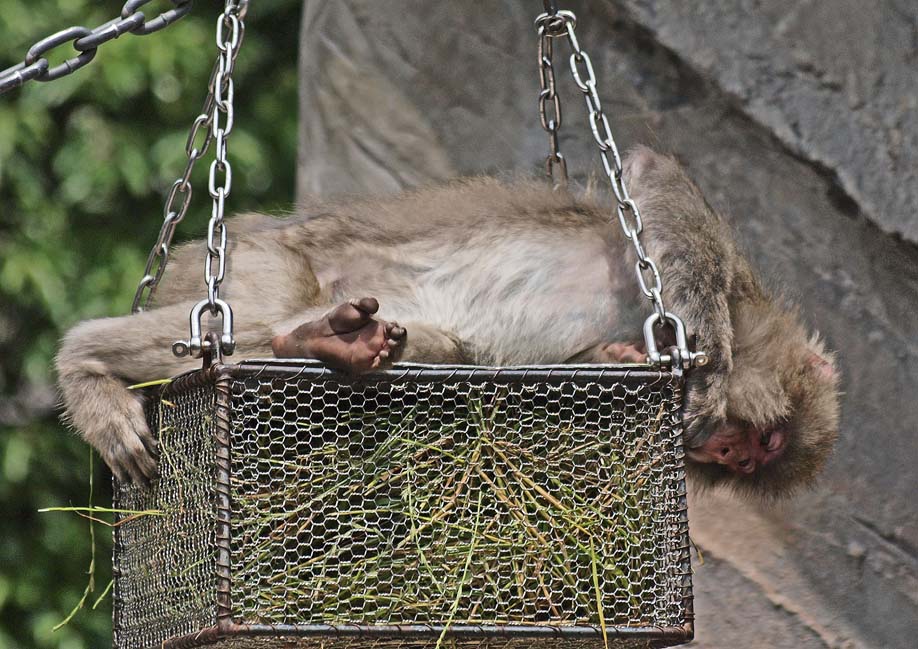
[568,341,648,364]
[271,298,468,370]
[393,322,467,364]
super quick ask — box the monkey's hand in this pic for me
[682,363,730,449]
[65,376,159,486]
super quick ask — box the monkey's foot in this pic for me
[272,297,406,372]
[597,341,647,364]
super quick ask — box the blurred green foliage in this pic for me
[0,1,301,646]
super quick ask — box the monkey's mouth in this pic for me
[684,424,786,475]
[734,459,757,474]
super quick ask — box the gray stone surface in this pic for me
[297,1,918,647]
[688,548,830,648]
[620,0,918,244]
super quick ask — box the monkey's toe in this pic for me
[99,411,160,488]
[343,324,396,372]
[385,322,407,348]
[325,297,379,335]
[119,444,158,487]
[349,296,380,315]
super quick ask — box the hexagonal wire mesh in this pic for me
[113,360,693,649]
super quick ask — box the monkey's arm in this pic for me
[624,148,736,444]
[56,301,275,484]
[57,302,200,484]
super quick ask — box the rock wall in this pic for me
[296,2,918,647]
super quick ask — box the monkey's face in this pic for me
[686,419,787,475]
[686,303,840,497]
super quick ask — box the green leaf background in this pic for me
[0,2,301,646]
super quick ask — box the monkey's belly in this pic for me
[330,234,632,365]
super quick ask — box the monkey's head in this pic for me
[685,300,840,498]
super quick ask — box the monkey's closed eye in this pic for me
[760,427,786,453]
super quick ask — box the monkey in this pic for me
[56,146,839,497]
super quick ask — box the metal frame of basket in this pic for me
[112,360,694,649]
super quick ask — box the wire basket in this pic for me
[112,360,693,649]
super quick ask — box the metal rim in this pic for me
[160,622,694,648]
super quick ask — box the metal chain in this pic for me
[131,0,247,317]
[203,2,246,312]
[130,109,203,313]
[134,0,248,360]
[534,8,666,323]
[534,6,705,369]
[3,0,246,360]
[176,0,248,359]
[0,1,194,96]
[536,10,568,185]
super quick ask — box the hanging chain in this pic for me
[0,1,194,95]
[535,8,665,322]
[132,0,247,315]
[203,1,246,312]
[534,7,703,369]
[132,0,248,360]
[3,0,245,359]
[536,10,568,185]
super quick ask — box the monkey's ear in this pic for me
[806,352,837,383]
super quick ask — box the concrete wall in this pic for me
[296,2,918,647]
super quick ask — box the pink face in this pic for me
[687,420,787,475]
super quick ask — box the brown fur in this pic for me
[56,148,840,496]
[693,297,840,496]
[626,148,839,495]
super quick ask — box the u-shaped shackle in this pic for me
[172,298,235,358]
[642,312,708,371]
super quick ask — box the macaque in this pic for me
[56,147,839,496]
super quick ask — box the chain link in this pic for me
[535,8,667,323]
[535,12,569,186]
[130,11,211,312]
[0,1,194,95]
